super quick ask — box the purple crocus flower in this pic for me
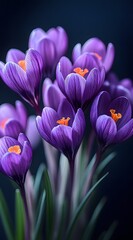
[36,99,85,161]
[0,133,32,186]
[0,48,43,111]
[56,53,105,111]
[29,26,68,78]
[90,91,133,149]
[0,101,27,138]
[103,72,133,106]
[42,78,66,111]
[72,38,115,72]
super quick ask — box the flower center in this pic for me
[18,60,26,71]
[0,118,8,129]
[57,117,70,126]
[73,67,89,77]
[8,145,21,155]
[110,109,122,122]
[91,52,102,60]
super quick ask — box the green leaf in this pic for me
[0,189,14,240]
[93,152,116,183]
[33,190,46,240]
[99,221,118,240]
[44,168,54,240]
[34,163,45,200]
[15,189,25,240]
[65,173,108,240]
[82,197,106,240]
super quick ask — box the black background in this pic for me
[0,0,133,239]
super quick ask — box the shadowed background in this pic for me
[0,0,133,239]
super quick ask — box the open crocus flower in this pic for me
[0,101,27,138]
[0,48,43,110]
[56,53,105,111]
[42,78,66,111]
[72,38,115,72]
[29,26,68,78]
[36,99,85,161]
[0,133,32,186]
[90,91,133,148]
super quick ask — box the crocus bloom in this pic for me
[42,78,66,111]
[90,91,133,148]
[72,38,115,72]
[0,101,27,138]
[56,53,105,111]
[36,99,85,161]
[0,133,32,186]
[29,26,68,78]
[0,48,43,110]
[103,73,133,106]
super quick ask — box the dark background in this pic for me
[0,0,133,239]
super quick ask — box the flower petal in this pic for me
[5,120,23,138]
[103,43,115,72]
[73,53,98,72]
[26,115,40,148]
[15,100,27,129]
[96,115,117,146]
[82,38,106,59]
[6,49,25,63]
[72,43,81,62]
[115,119,133,143]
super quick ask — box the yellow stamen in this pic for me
[73,67,89,77]
[91,52,102,60]
[0,118,8,129]
[57,117,70,126]
[8,145,21,155]
[18,60,26,71]
[110,109,122,122]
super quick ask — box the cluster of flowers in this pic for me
[0,26,133,239]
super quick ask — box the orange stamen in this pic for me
[91,52,102,60]
[57,117,70,126]
[0,118,8,129]
[8,145,21,155]
[73,67,89,77]
[110,109,122,122]
[18,60,26,71]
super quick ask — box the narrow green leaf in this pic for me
[33,190,46,240]
[15,189,25,240]
[0,190,14,240]
[100,221,118,240]
[34,163,45,200]
[93,152,116,183]
[65,173,108,240]
[82,197,106,240]
[44,168,54,240]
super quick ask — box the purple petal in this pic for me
[1,152,22,177]
[0,103,16,121]
[82,38,106,59]
[90,91,111,127]
[96,115,117,145]
[36,107,59,143]
[72,43,82,62]
[0,137,19,159]
[5,120,23,138]
[51,125,73,157]
[26,48,43,89]
[18,133,29,146]
[108,96,131,129]
[57,98,75,125]
[57,56,72,78]
[15,100,27,129]
[28,28,46,48]
[6,49,25,63]
[103,43,115,72]
[26,115,40,148]
[73,53,98,72]
[115,119,133,143]
[72,109,85,151]
[65,73,85,109]
[83,68,105,106]
[47,26,68,57]
[20,141,32,172]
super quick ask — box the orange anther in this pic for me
[18,60,26,71]
[91,52,102,60]
[57,117,70,126]
[110,109,122,122]
[73,67,89,77]
[0,118,8,129]
[8,145,21,155]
